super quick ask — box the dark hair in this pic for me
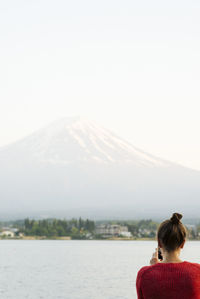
[157,213,187,252]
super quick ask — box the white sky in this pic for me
[0,0,200,170]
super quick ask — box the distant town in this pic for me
[0,218,200,240]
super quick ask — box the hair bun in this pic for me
[170,213,183,224]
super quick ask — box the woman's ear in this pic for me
[180,240,185,249]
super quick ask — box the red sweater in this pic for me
[136,261,200,299]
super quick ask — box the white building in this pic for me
[120,231,132,238]
[95,224,132,238]
[0,230,15,238]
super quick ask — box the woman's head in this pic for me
[157,213,187,252]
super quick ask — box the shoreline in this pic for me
[1,237,199,241]
[0,236,154,241]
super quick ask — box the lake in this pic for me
[0,240,200,299]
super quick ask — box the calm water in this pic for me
[0,240,200,299]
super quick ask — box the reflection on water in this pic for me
[0,240,199,299]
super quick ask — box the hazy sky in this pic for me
[1,0,200,170]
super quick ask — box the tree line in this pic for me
[23,218,95,239]
[1,217,199,240]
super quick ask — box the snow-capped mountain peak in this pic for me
[0,116,200,219]
[7,116,169,167]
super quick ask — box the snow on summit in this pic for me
[1,116,200,218]
[6,116,168,167]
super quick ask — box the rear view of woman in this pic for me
[136,213,200,299]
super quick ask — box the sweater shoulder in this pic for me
[137,265,155,280]
[184,261,200,270]
[137,261,200,279]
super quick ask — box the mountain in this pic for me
[0,116,200,219]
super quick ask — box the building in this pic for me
[95,224,132,238]
[0,230,15,238]
[0,227,20,238]
[120,231,132,238]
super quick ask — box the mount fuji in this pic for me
[0,116,200,219]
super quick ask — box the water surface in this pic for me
[0,240,199,299]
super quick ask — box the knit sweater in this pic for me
[136,261,200,299]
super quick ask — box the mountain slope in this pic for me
[1,116,169,166]
[0,116,200,219]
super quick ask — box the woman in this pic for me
[136,213,200,299]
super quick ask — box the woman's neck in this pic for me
[162,250,183,263]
